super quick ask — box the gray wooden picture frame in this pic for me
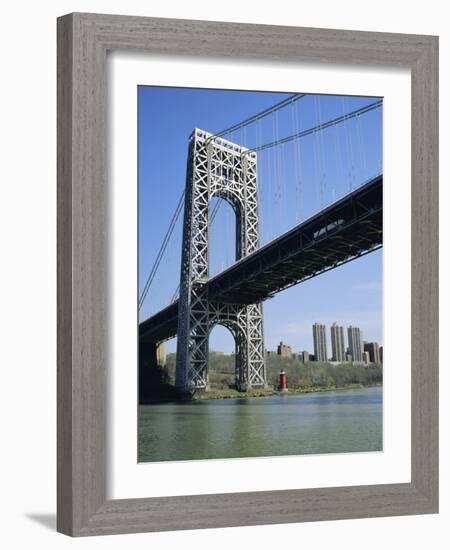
[57,12,439,537]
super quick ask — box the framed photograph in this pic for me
[57,13,438,536]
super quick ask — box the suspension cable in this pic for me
[243,99,382,155]
[206,93,306,143]
[138,190,185,310]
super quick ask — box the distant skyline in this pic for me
[138,86,383,354]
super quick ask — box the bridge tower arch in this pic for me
[176,128,266,393]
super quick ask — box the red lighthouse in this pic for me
[279,370,287,392]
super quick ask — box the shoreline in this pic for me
[140,383,382,405]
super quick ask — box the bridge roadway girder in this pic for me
[139,174,382,345]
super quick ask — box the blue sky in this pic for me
[138,86,383,354]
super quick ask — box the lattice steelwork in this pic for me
[176,129,266,393]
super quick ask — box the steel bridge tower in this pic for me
[176,129,266,393]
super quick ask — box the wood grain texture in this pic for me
[410,35,439,507]
[57,13,74,535]
[57,12,439,537]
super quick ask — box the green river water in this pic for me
[138,385,382,462]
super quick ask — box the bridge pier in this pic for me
[139,341,168,404]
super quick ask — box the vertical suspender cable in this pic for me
[294,100,303,221]
[313,96,322,208]
[256,117,263,244]
[356,112,367,177]
[275,110,282,233]
[317,96,327,206]
[291,100,300,223]
[342,96,355,191]
[333,112,344,201]
[271,112,278,235]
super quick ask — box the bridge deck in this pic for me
[140,175,382,343]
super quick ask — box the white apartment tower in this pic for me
[313,323,328,362]
[347,325,363,362]
[331,322,346,362]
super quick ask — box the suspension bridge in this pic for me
[138,92,383,397]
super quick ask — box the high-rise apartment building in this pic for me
[313,323,328,362]
[347,325,363,362]
[330,322,346,362]
[364,342,381,364]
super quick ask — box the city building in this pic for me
[156,342,166,367]
[313,323,328,362]
[363,351,371,364]
[345,353,353,362]
[277,341,292,357]
[364,342,381,364]
[299,350,310,363]
[380,346,383,363]
[347,325,363,362]
[330,322,346,362]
